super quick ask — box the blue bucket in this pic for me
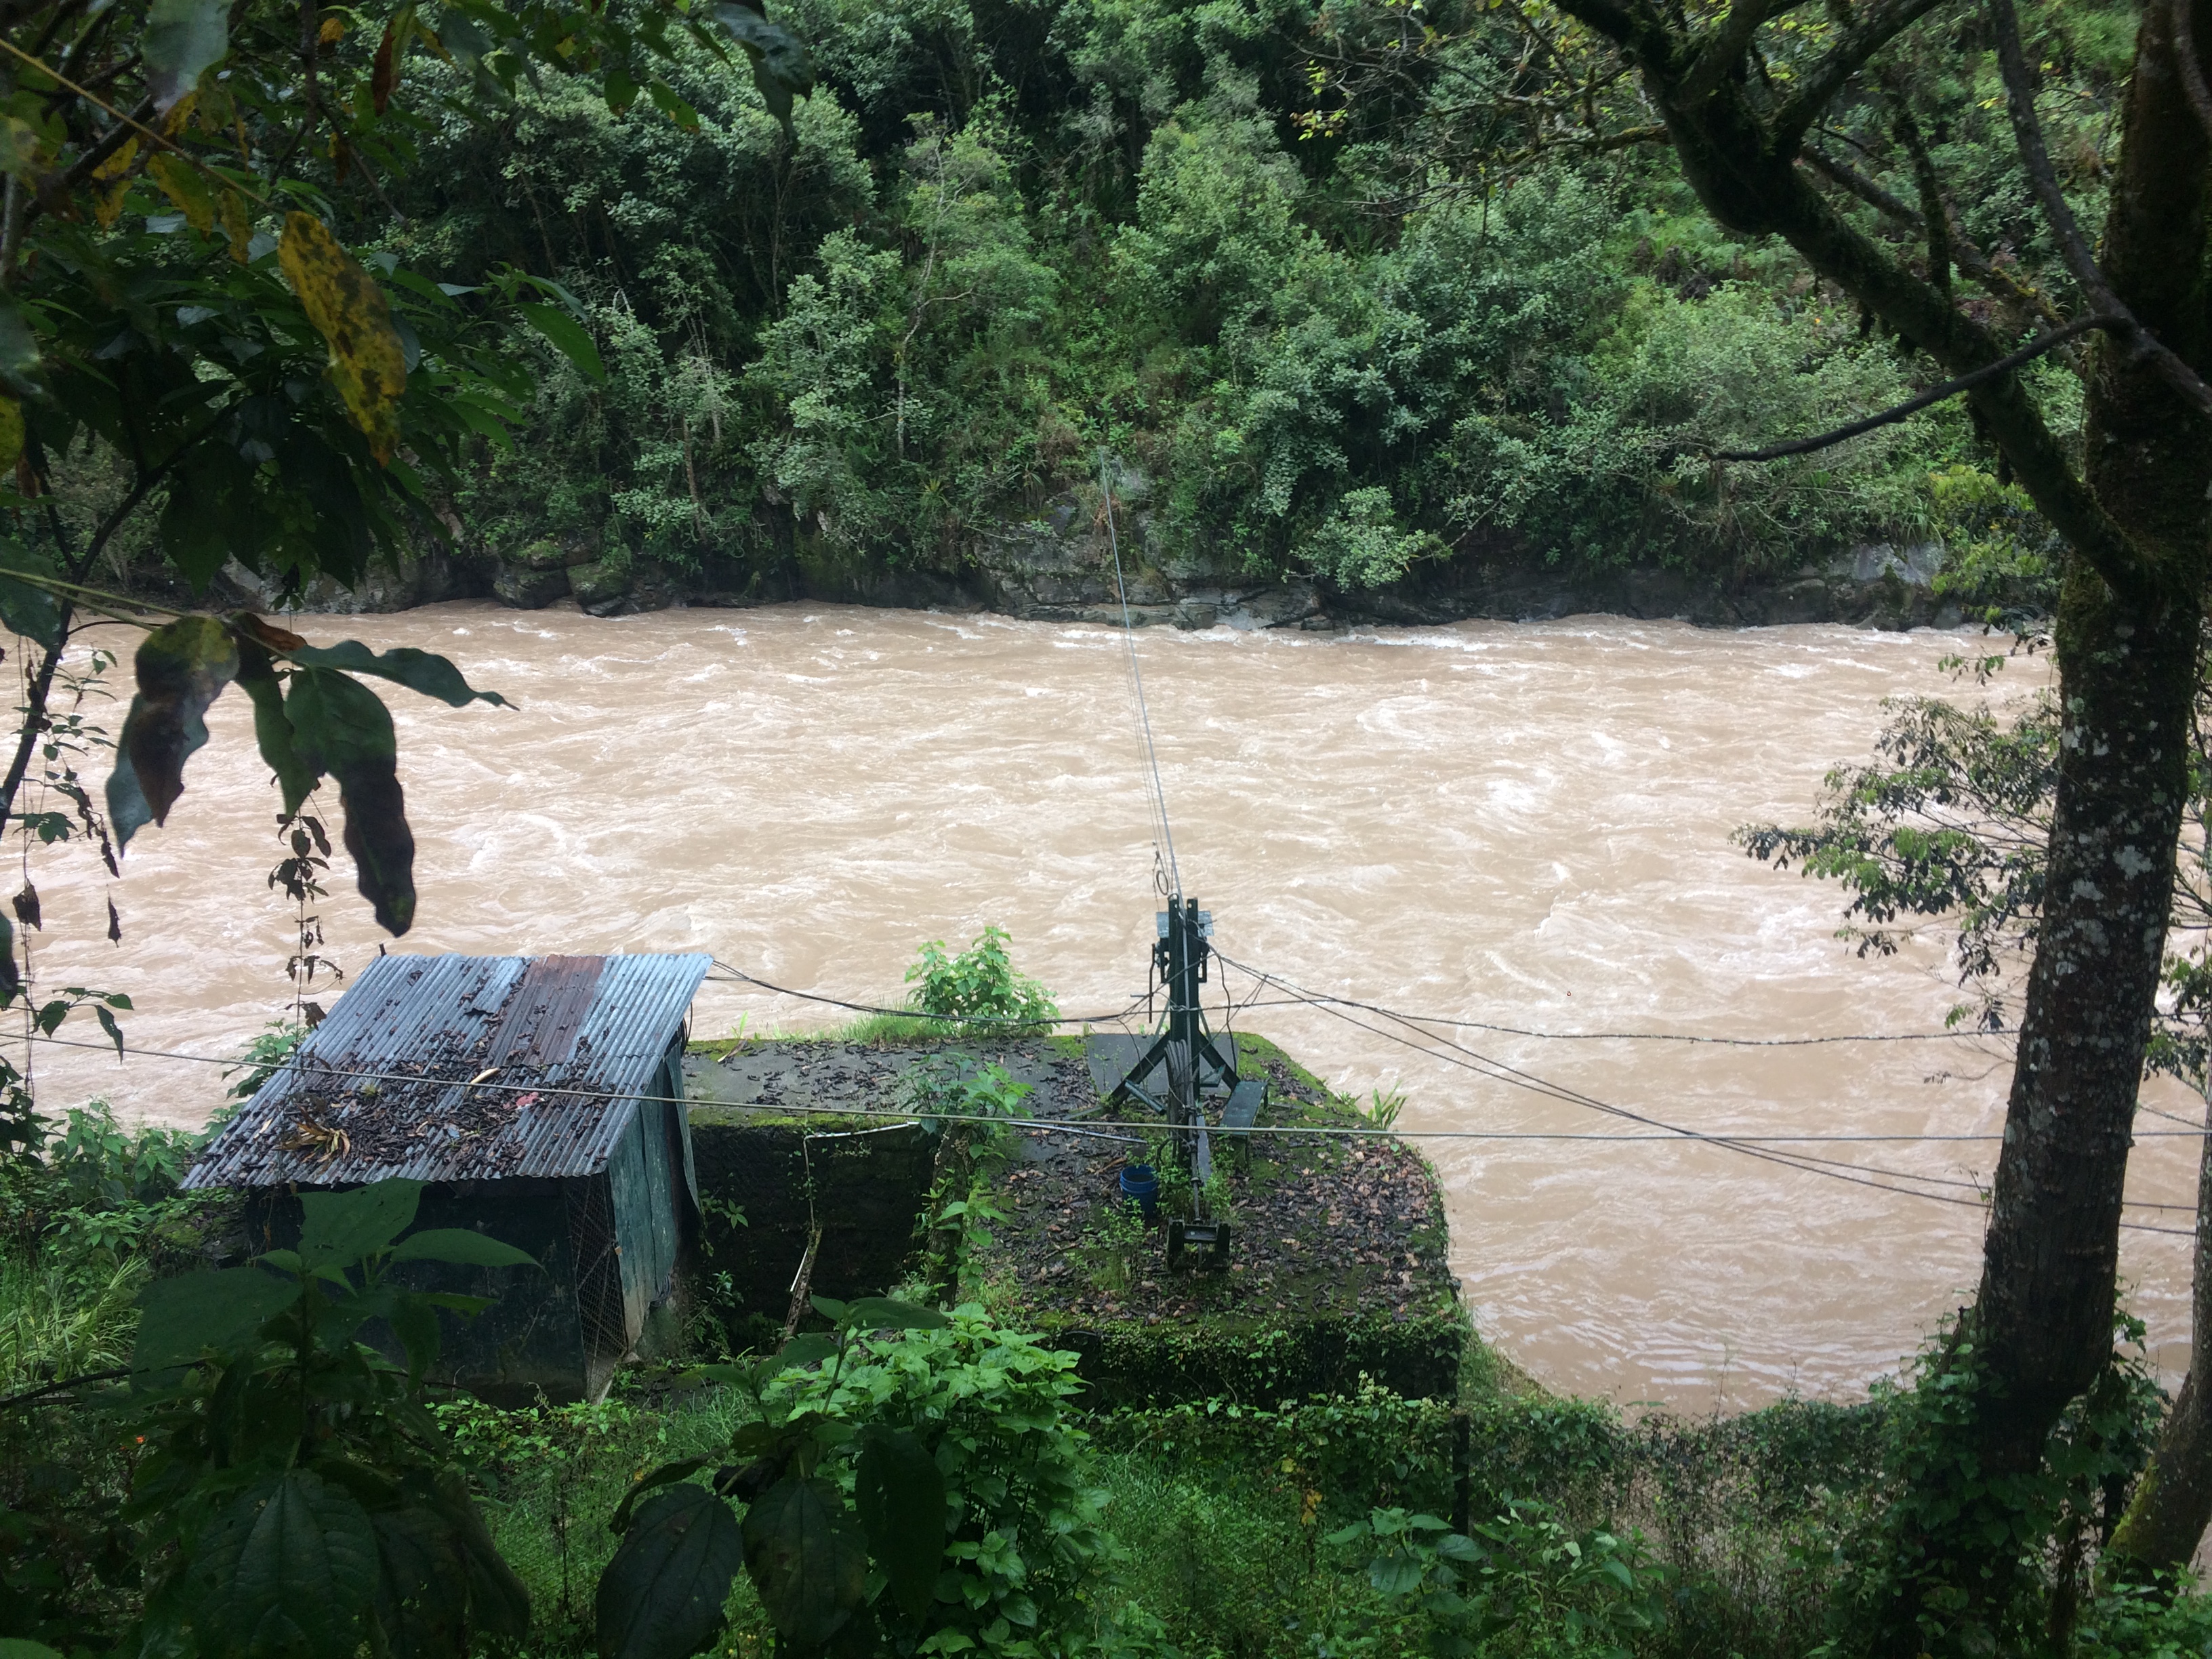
[1119,1162,1159,1220]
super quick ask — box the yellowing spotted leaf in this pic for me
[0,396,22,474]
[277,211,407,464]
[90,136,138,228]
[219,188,251,264]
[0,117,49,180]
[146,152,213,234]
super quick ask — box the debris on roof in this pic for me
[184,951,710,1189]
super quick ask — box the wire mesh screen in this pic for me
[566,1174,628,1363]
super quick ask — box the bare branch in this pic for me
[1710,312,2111,460]
[1988,0,2212,421]
[1770,0,1954,144]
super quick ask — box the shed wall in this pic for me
[246,1179,588,1404]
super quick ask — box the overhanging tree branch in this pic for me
[1708,312,2112,460]
[1771,0,1953,143]
[1798,146,2070,331]
[1989,0,2212,422]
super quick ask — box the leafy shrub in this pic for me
[117,1179,538,1658]
[1300,487,1444,590]
[45,1102,198,1211]
[599,1299,1111,1659]
[906,926,1059,1031]
[767,1304,1112,1656]
[1330,1501,1668,1658]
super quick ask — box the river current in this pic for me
[15,600,2197,1408]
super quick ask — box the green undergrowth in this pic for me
[10,1162,2212,1659]
[328,1352,1902,1659]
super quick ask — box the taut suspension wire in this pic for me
[1100,452,1181,899]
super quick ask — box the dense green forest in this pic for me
[319,0,2121,610]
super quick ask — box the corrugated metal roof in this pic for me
[184,952,711,1189]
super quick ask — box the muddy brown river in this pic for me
[13,600,2197,1409]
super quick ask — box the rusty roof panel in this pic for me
[183,952,710,1190]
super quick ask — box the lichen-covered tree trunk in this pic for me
[1971,0,2211,1508]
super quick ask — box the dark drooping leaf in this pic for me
[0,542,61,648]
[108,616,239,850]
[131,1264,300,1371]
[235,639,319,815]
[855,1428,945,1621]
[285,667,415,935]
[283,639,512,709]
[369,1471,531,1658]
[516,304,606,386]
[714,1,813,132]
[386,1227,536,1268]
[595,1484,744,1659]
[0,913,17,1006]
[298,1178,423,1271]
[741,1477,867,1647]
[196,1469,380,1655]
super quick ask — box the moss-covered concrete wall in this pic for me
[686,1109,936,1333]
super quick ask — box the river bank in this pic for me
[209,493,1967,633]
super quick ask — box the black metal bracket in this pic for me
[1166,1217,1233,1271]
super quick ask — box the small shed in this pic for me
[184,951,712,1403]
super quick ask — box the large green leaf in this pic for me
[235,640,319,815]
[0,544,61,648]
[367,1473,531,1658]
[714,1,813,131]
[516,304,606,385]
[285,668,415,935]
[0,295,43,403]
[855,1429,945,1621]
[840,1298,950,1334]
[108,616,239,848]
[299,1178,424,1271]
[131,1264,300,1371]
[283,640,512,708]
[387,1227,536,1268]
[741,1476,866,1647]
[438,1470,532,1647]
[391,1296,439,1391]
[142,0,230,110]
[197,1469,379,1654]
[595,1484,744,1659]
[0,1639,66,1658]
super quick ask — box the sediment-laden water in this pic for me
[16,600,2192,1408]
